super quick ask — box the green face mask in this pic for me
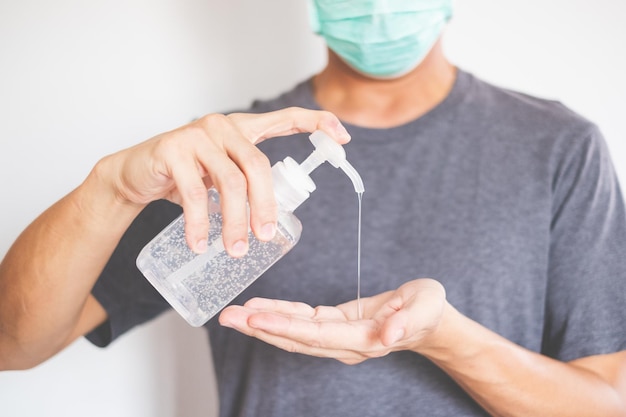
[309,0,453,78]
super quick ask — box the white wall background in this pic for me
[0,1,624,416]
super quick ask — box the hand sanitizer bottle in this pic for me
[136,131,364,326]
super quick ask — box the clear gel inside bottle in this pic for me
[136,189,303,326]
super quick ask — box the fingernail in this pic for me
[336,123,351,141]
[231,240,248,257]
[195,239,208,254]
[260,222,276,241]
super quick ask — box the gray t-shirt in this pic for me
[88,70,626,417]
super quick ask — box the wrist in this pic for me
[415,301,485,365]
[75,156,145,229]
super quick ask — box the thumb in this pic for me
[228,107,351,145]
[379,279,446,347]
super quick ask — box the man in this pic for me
[1,1,625,416]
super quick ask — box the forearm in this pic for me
[419,304,626,417]
[0,159,142,369]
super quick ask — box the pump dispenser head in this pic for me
[272,130,365,212]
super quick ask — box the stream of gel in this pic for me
[338,160,365,321]
[356,191,363,320]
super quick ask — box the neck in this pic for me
[312,40,457,129]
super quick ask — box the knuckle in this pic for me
[314,109,338,125]
[257,200,278,219]
[319,110,336,121]
[195,219,210,234]
[283,106,300,115]
[220,171,247,194]
[244,151,271,173]
[156,134,182,156]
[308,322,325,348]
[183,124,210,144]
[312,306,325,320]
[284,342,301,354]
[363,350,380,360]
[307,337,323,350]
[184,217,209,238]
[157,128,203,157]
[283,107,303,123]
[225,112,244,123]
[199,113,229,130]
[365,347,390,359]
[225,219,249,235]
[185,184,209,203]
[221,211,248,232]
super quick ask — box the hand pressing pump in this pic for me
[136,130,364,326]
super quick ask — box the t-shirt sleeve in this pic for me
[542,124,626,361]
[85,200,182,347]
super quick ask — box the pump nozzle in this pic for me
[301,131,365,193]
[272,130,364,212]
[339,160,365,193]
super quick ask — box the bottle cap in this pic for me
[272,130,364,212]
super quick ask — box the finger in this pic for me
[167,132,250,256]
[224,138,277,242]
[378,280,446,347]
[244,297,347,321]
[219,306,371,361]
[378,295,411,347]
[167,153,212,253]
[217,108,351,243]
[228,107,351,145]
[238,326,359,362]
[220,307,357,361]
[192,115,255,256]
[209,166,250,257]
[247,311,380,351]
[244,298,315,316]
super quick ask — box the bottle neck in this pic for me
[272,157,316,212]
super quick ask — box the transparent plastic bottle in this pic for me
[136,131,364,327]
